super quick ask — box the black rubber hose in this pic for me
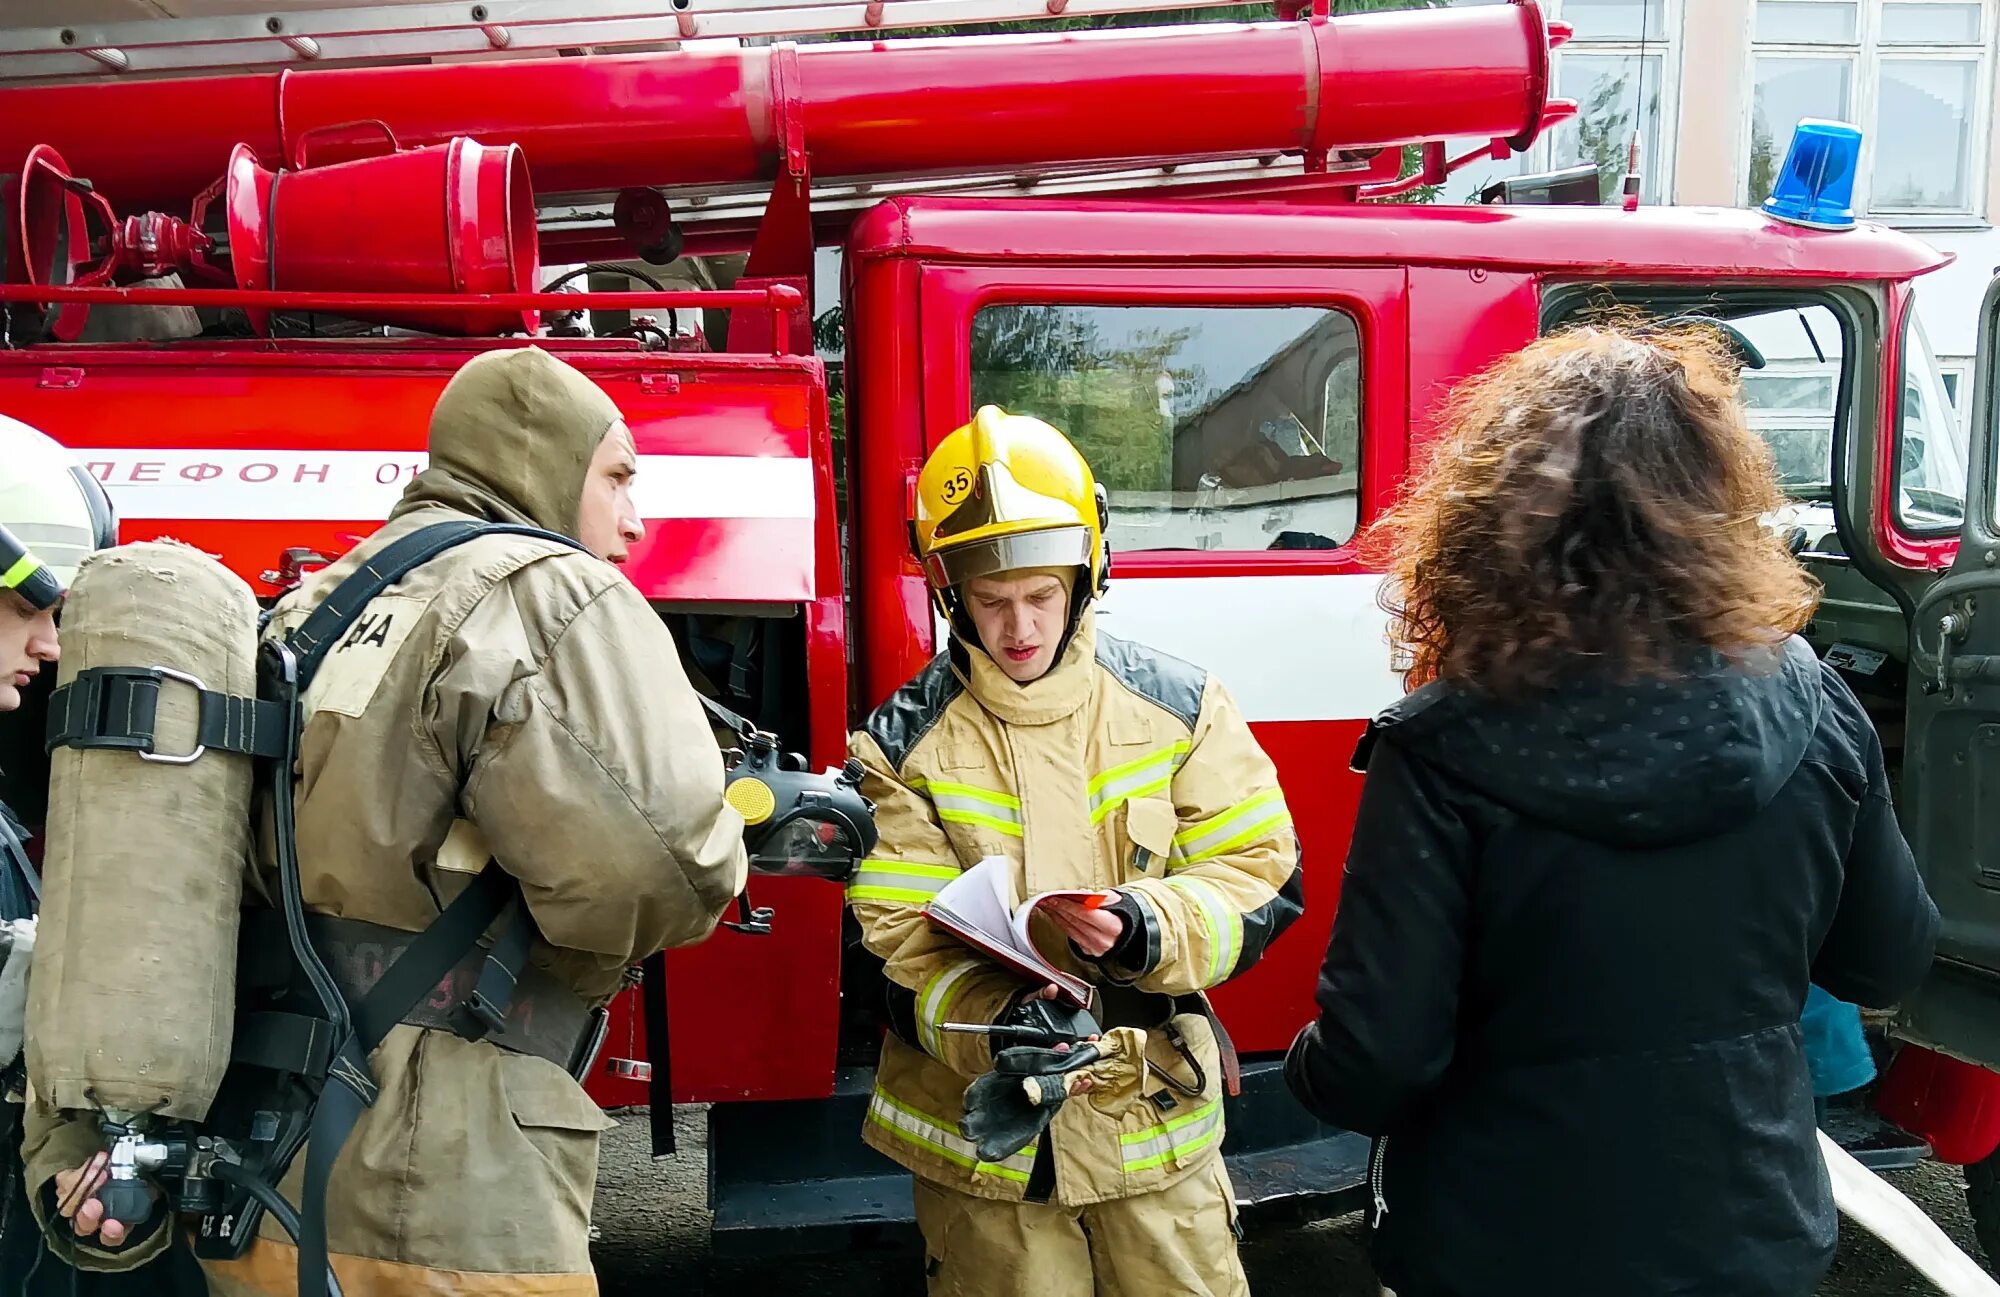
[207,1162,344,1297]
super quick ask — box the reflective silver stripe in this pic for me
[917,959,983,1059]
[1120,1097,1225,1172]
[867,1087,1037,1183]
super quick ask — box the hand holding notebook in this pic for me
[923,856,1114,1008]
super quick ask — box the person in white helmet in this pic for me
[0,413,204,1294]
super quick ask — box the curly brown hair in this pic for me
[1373,321,1821,697]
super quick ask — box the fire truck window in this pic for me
[969,304,1362,553]
[1725,304,1850,505]
[1895,303,1967,534]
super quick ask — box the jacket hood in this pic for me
[391,345,624,537]
[954,607,1099,726]
[1371,635,1824,849]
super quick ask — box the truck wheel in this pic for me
[1965,1149,2000,1263]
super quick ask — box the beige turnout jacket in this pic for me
[846,611,1302,1207]
[25,346,747,1294]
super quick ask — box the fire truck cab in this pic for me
[5,0,2000,1258]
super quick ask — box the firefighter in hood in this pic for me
[846,406,1303,1296]
[25,346,749,1294]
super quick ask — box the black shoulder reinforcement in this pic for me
[1095,633,1207,732]
[864,654,965,773]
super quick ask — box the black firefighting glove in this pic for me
[960,1040,1104,1165]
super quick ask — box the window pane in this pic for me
[1741,372,1836,411]
[1747,57,1854,205]
[1874,58,1977,210]
[1549,53,1667,204]
[1562,0,1668,41]
[969,305,1363,553]
[1881,2,1982,43]
[1899,310,1966,530]
[1754,0,1859,41]
[1729,305,1850,499]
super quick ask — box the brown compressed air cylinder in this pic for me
[26,540,256,1123]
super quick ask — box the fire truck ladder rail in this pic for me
[0,0,1283,83]
[0,284,808,354]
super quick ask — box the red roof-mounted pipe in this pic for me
[0,2,1557,215]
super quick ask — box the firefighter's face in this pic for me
[0,589,58,714]
[964,569,1071,683]
[578,422,644,565]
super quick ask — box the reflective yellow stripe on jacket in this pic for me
[867,1086,1038,1183]
[1171,786,1292,869]
[1164,874,1242,986]
[1120,1097,1225,1173]
[912,778,1025,838]
[1087,742,1190,824]
[916,958,987,1059]
[846,859,959,906]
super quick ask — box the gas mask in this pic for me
[699,698,877,936]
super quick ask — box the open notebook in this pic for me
[923,856,1112,1008]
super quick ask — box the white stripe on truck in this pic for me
[71,449,815,522]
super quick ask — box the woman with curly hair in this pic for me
[1282,323,1939,1297]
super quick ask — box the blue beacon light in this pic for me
[1760,118,1863,231]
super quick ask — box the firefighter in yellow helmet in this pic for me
[845,406,1304,1296]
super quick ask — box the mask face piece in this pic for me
[723,734,878,881]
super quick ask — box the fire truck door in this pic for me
[916,262,1409,1049]
[1895,270,2000,1070]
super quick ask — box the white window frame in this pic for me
[1938,356,1973,425]
[1742,0,1996,224]
[1443,0,1685,204]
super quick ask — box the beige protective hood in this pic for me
[392,345,624,537]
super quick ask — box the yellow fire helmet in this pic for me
[912,405,1109,634]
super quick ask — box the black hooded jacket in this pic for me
[1284,635,1939,1297]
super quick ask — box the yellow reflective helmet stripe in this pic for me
[0,553,41,592]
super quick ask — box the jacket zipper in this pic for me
[1368,1136,1389,1225]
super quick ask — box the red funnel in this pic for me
[3,145,91,341]
[227,133,538,338]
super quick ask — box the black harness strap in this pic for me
[299,863,516,1297]
[45,666,289,762]
[641,950,674,1157]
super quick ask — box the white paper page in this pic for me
[929,856,1035,959]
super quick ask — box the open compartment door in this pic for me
[1896,270,2000,1069]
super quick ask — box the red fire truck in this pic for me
[5,0,2000,1257]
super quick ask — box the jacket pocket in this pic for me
[1119,1010,1226,1191]
[1122,796,1178,879]
[498,1053,619,1223]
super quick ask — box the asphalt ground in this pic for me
[589,1105,1992,1296]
